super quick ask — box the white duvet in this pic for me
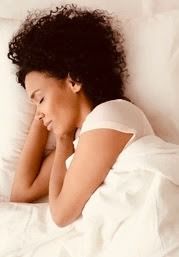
[0,135,179,257]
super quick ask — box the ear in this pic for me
[67,75,82,93]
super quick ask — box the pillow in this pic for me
[123,10,179,144]
[0,0,142,20]
[1,0,179,20]
[0,17,56,201]
[143,0,179,15]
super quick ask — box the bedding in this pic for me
[1,1,179,256]
[0,0,142,20]
[0,18,56,201]
[1,3,179,201]
[0,135,179,257]
[123,9,179,144]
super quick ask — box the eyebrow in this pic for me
[30,89,41,100]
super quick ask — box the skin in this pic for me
[25,71,93,136]
[11,71,133,227]
[10,71,91,203]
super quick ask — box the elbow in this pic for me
[50,206,76,228]
[10,188,33,203]
[51,212,70,228]
[10,193,28,203]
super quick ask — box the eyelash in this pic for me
[39,97,44,104]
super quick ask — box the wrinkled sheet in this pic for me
[0,135,179,257]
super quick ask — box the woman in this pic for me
[7,4,154,227]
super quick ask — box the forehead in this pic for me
[25,71,49,91]
[25,71,67,101]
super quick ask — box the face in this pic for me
[25,71,87,135]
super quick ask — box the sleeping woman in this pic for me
[7,4,154,227]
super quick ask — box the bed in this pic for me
[0,0,179,256]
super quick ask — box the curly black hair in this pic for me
[8,4,128,107]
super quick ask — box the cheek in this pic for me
[45,96,57,112]
[46,100,61,122]
[47,94,77,127]
[56,108,77,130]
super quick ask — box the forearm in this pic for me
[11,117,49,200]
[49,135,74,220]
[49,139,68,201]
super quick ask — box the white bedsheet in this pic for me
[0,135,179,257]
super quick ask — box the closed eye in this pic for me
[39,97,44,104]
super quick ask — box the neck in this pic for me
[77,93,93,128]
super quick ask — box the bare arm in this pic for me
[10,116,54,202]
[49,129,132,227]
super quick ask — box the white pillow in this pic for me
[0,18,56,200]
[142,0,179,15]
[123,10,179,144]
[1,0,179,20]
[0,0,142,20]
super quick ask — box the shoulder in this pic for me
[85,99,144,122]
[80,99,144,134]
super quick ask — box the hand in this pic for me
[55,130,76,160]
[33,110,47,130]
[34,109,44,121]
